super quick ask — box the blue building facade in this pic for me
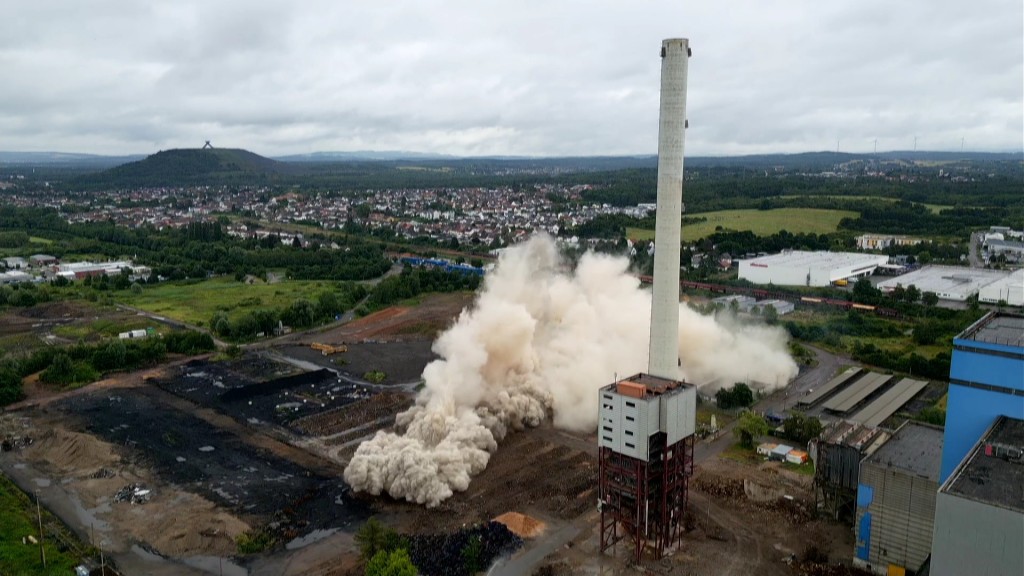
[939,312,1024,481]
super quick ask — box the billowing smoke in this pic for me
[343,235,798,506]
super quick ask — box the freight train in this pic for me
[637,276,901,318]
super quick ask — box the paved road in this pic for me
[968,232,985,268]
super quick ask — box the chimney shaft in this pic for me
[647,38,689,380]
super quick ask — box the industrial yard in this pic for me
[0,288,874,576]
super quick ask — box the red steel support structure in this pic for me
[599,433,694,563]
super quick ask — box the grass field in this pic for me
[52,316,161,342]
[0,475,82,575]
[776,195,952,214]
[120,277,342,326]
[627,207,858,242]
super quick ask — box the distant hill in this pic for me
[72,148,292,188]
[276,150,459,162]
[0,151,145,168]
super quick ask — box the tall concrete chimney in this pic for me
[647,38,689,380]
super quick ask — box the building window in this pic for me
[603,436,613,443]
[626,401,636,408]
[626,416,635,422]
[625,430,634,436]
[603,426,612,432]
[625,442,635,449]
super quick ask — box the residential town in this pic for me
[2,183,651,249]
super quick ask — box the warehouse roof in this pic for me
[863,421,943,481]
[958,312,1024,348]
[798,367,862,406]
[741,250,887,269]
[877,265,1009,300]
[978,270,1024,305]
[850,378,929,428]
[943,416,1024,513]
[823,372,892,414]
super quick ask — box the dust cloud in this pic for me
[343,235,798,506]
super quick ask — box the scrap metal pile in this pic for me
[113,483,151,504]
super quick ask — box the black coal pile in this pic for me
[219,369,335,403]
[407,521,523,576]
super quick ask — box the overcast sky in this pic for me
[2,0,1021,157]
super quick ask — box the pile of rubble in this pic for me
[407,521,523,576]
[113,483,151,505]
[1,435,33,452]
[793,562,873,576]
[691,474,744,498]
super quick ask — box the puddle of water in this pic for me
[285,528,338,550]
[13,463,26,469]
[183,555,248,576]
[176,456,187,463]
[69,493,111,532]
[198,446,215,452]
[131,544,166,562]
[33,478,51,487]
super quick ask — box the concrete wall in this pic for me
[941,342,1024,481]
[854,465,938,575]
[930,492,1024,576]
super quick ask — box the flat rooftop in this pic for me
[944,416,1024,513]
[862,421,943,481]
[978,269,1024,304]
[605,372,693,398]
[958,312,1024,348]
[877,265,1009,300]
[742,250,886,269]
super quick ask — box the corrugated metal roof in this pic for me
[823,372,892,413]
[849,378,929,428]
[799,366,862,406]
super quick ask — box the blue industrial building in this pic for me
[399,256,485,276]
[939,312,1024,481]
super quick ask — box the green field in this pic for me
[120,277,342,326]
[0,475,83,575]
[627,207,858,242]
[777,195,952,214]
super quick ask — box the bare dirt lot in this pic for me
[310,292,474,343]
[525,454,860,576]
[370,422,600,537]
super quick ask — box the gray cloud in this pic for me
[0,0,1020,156]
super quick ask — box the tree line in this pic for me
[0,330,215,405]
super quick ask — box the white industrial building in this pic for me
[737,251,888,287]
[598,374,696,462]
[877,265,1010,302]
[978,269,1024,307]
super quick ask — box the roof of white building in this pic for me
[740,250,887,270]
[877,265,1009,299]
